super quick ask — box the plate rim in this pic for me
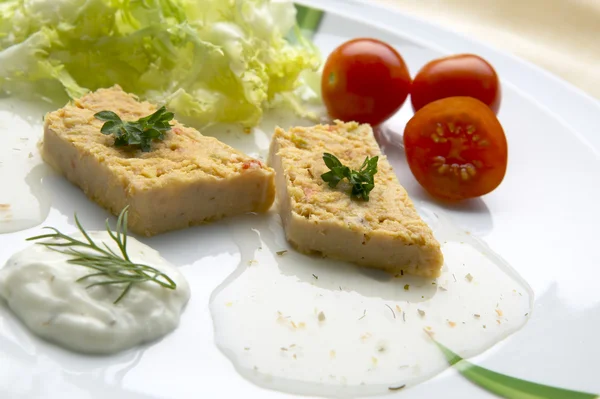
[1,2,599,398]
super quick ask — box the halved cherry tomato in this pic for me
[321,38,411,126]
[411,54,501,114]
[403,97,507,201]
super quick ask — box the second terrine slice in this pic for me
[268,120,444,278]
[42,86,275,236]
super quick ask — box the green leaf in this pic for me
[161,112,175,122]
[321,153,378,200]
[360,155,379,175]
[435,342,598,399]
[154,121,171,131]
[114,136,129,147]
[323,153,343,169]
[321,170,343,188]
[124,125,142,142]
[139,141,152,153]
[143,128,161,139]
[99,120,121,135]
[146,106,167,124]
[94,107,174,152]
[94,111,122,122]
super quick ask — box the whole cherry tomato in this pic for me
[321,38,411,126]
[411,54,501,114]
[403,96,507,201]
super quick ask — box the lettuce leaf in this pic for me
[0,0,321,127]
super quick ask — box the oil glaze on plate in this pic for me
[1,1,600,398]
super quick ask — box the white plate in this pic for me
[1,1,600,398]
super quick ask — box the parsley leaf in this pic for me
[321,153,379,201]
[94,106,174,152]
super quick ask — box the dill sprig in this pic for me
[27,207,176,304]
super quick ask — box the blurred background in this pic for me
[372,0,600,100]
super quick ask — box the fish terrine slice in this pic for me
[42,86,275,236]
[268,121,444,278]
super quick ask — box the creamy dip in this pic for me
[0,231,190,354]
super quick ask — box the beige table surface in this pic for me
[372,0,600,101]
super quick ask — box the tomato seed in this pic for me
[460,169,469,181]
[466,164,477,176]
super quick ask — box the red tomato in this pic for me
[403,97,507,201]
[321,38,411,126]
[411,54,501,114]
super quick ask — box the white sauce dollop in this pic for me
[0,232,190,354]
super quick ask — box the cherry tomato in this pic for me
[403,97,507,201]
[411,54,501,114]
[321,38,411,126]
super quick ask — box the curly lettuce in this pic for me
[0,0,321,127]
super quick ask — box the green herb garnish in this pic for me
[321,153,379,201]
[27,207,176,304]
[433,340,598,399]
[388,385,406,391]
[94,106,174,152]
